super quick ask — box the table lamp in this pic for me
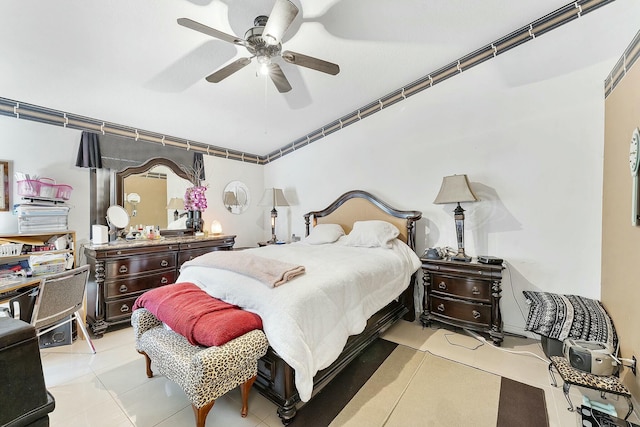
[433,174,478,262]
[259,188,289,243]
[166,197,183,221]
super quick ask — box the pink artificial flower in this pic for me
[184,186,208,211]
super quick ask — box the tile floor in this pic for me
[38,320,639,426]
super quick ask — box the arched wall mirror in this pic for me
[115,157,194,234]
[223,181,250,214]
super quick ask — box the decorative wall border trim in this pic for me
[605,28,640,98]
[0,0,616,165]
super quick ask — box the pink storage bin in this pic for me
[56,184,73,200]
[16,180,41,197]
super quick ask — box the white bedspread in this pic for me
[177,238,421,402]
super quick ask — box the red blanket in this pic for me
[132,282,263,347]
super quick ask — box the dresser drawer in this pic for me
[105,296,139,322]
[430,274,490,302]
[178,248,214,265]
[105,253,177,278]
[430,295,491,327]
[105,270,177,299]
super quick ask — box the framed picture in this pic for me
[0,160,10,212]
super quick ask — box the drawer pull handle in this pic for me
[161,260,169,267]
[160,277,168,284]
[119,285,128,293]
[437,303,445,312]
[120,304,130,313]
[119,265,128,274]
[438,282,447,290]
[472,310,481,319]
[472,286,480,295]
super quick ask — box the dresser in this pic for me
[85,234,235,336]
[420,258,504,346]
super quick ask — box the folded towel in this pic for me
[181,250,305,287]
[133,282,263,347]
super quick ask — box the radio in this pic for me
[562,339,618,376]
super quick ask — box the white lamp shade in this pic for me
[166,197,184,210]
[259,188,289,207]
[433,174,478,204]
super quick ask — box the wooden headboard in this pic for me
[304,190,422,251]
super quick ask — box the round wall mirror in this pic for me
[223,181,250,214]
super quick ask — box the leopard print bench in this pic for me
[132,308,269,427]
[549,355,633,420]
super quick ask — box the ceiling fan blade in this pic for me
[205,58,252,83]
[177,18,245,46]
[268,63,292,93]
[282,51,340,75]
[263,0,299,45]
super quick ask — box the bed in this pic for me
[177,190,422,423]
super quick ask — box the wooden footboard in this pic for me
[254,298,409,424]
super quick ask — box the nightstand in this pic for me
[420,258,504,346]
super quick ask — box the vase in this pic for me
[193,210,203,232]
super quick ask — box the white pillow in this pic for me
[304,223,345,245]
[341,220,400,248]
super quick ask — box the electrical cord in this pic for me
[463,329,550,364]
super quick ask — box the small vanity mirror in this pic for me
[106,205,130,240]
[223,181,250,214]
[115,157,194,234]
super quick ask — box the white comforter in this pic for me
[177,239,421,402]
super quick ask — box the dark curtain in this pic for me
[75,132,103,168]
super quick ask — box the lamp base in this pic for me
[450,250,471,262]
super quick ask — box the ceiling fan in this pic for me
[177,0,340,93]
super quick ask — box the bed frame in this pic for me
[252,190,422,424]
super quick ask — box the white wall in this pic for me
[201,155,264,249]
[264,12,640,335]
[0,116,91,245]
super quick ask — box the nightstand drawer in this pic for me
[430,295,491,327]
[431,274,490,301]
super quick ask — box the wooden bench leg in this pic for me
[192,401,215,427]
[137,350,153,378]
[240,375,257,417]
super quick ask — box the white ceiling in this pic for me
[0,1,634,156]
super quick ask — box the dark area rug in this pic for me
[497,376,549,427]
[287,338,398,427]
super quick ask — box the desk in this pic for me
[0,277,40,302]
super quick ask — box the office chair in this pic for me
[9,265,96,354]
